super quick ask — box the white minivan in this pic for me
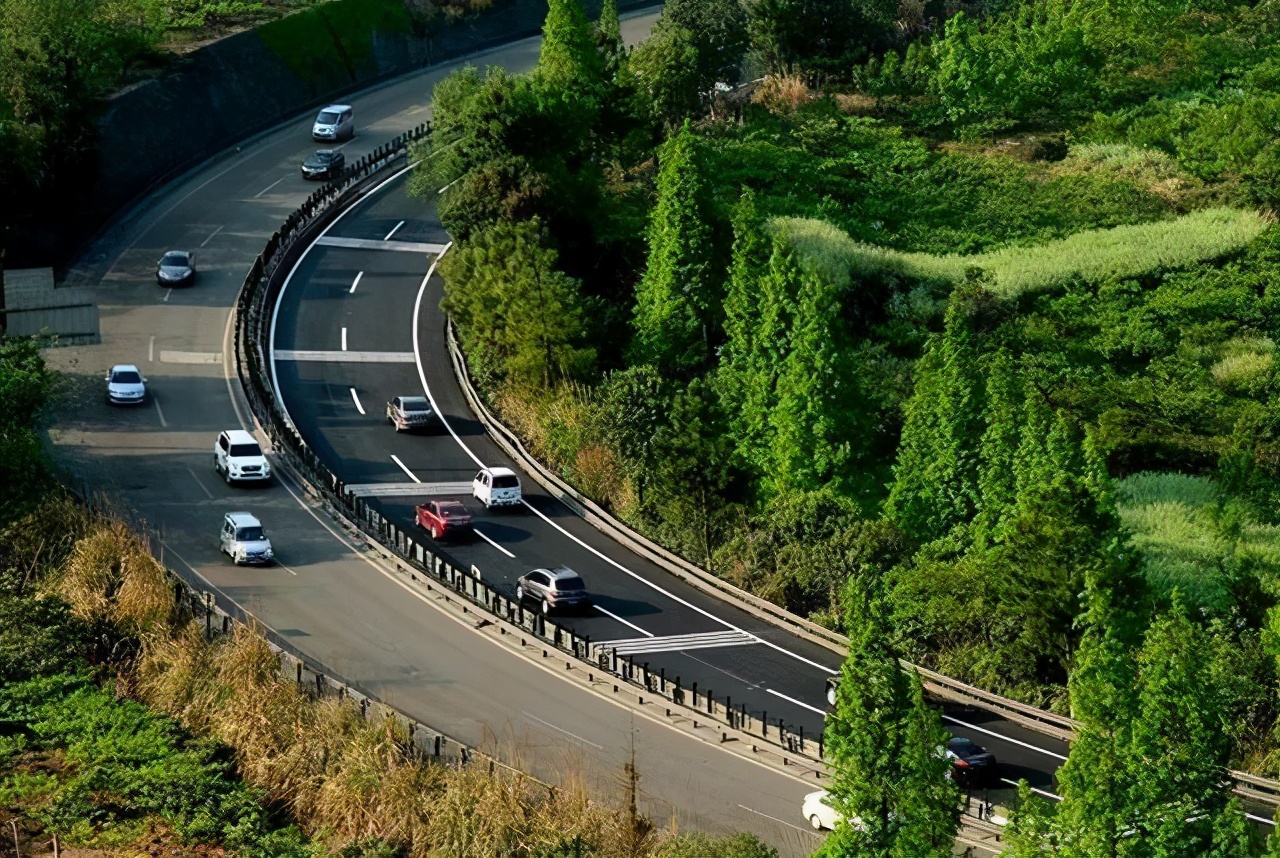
[312,104,354,141]
[220,511,274,566]
[472,466,522,509]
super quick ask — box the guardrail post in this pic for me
[611,648,618,674]
[691,682,698,706]
[707,690,713,715]
[762,711,767,737]
[726,696,732,727]
[434,735,441,757]
[642,661,650,690]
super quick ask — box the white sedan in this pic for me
[802,790,842,831]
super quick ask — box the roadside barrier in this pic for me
[231,123,1280,813]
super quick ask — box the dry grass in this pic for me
[1211,336,1275,393]
[752,74,814,115]
[52,518,173,638]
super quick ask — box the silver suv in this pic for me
[220,511,274,566]
[214,429,271,484]
[515,566,589,615]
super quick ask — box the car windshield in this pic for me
[401,398,430,412]
[949,739,981,756]
[555,576,586,592]
[229,443,261,457]
[112,370,142,383]
[493,474,520,488]
[161,252,188,266]
[236,527,264,541]
[317,111,340,124]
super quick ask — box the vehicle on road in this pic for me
[155,250,195,286]
[415,499,473,540]
[301,149,346,181]
[472,466,522,509]
[220,511,274,566]
[312,104,354,141]
[105,364,147,405]
[386,395,436,432]
[214,429,271,485]
[515,566,589,615]
[802,789,841,831]
[946,737,998,785]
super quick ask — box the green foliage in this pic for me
[255,0,410,88]
[745,0,897,79]
[536,0,602,96]
[771,208,1266,299]
[630,22,703,131]
[0,337,57,525]
[819,573,958,858]
[659,0,747,87]
[653,831,778,858]
[0,595,87,684]
[0,673,308,853]
[629,127,719,375]
[440,218,595,388]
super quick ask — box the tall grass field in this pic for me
[772,207,1267,296]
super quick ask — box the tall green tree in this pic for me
[629,127,718,376]
[820,572,958,858]
[661,0,748,85]
[973,348,1023,545]
[630,22,703,131]
[0,337,56,524]
[440,219,595,388]
[537,0,603,95]
[746,0,897,79]
[885,289,987,545]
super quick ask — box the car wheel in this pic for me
[224,468,234,486]
[515,585,524,603]
[810,814,824,831]
[541,598,551,616]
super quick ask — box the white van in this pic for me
[220,511,274,566]
[312,104,354,141]
[472,466,522,509]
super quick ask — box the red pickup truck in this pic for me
[415,500,473,540]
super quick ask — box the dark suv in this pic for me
[515,566,590,615]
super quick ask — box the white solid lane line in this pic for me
[390,455,420,483]
[349,271,363,294]
[384,220,405,240]
[592,604,653,637]
[201,224,224,247]
[737,804,819,836]
[473,526,515,558]
[185,468,214,500]
[153,395,168,428]
[350,388,365,415]
[765,687,826,717]
[148,336,155,362]
[162,288,173,303]
[942,715,1067,760]
[254,176,286,198]
[341,327,347,351]
[521,710,604,749]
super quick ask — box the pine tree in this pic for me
[973,348,1022,545]
[629,126,718,376]
[885,289,986,544]
[538,0,603,94]
[819,573,958,858]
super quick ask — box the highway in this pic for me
[41,6,1074,855]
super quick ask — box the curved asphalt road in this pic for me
[270,144,1074,789]
[46,12,865,856]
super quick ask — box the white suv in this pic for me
[472,466,522,509]
[214,430,271,485]
[220,511,274,566]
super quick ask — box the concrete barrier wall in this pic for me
[80,0,655,262]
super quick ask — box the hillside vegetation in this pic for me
[425,0,1280,851]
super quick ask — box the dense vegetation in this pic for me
[422,0,1280,851]
[0,341,775,853]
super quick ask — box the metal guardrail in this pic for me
[228,120,1280,815]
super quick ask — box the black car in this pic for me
[301,149,346,180]
[156,250,195,286]
[946,737,998,785]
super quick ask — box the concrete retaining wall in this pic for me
[76,0,654,265]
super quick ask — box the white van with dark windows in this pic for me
[312,104,354,141]
[472,466,522,509]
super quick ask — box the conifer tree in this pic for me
[538,0,603,94]
[820,573,958,858]
[973,348,1022,544]
[885,289,986,544]
[629,126,718,376]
